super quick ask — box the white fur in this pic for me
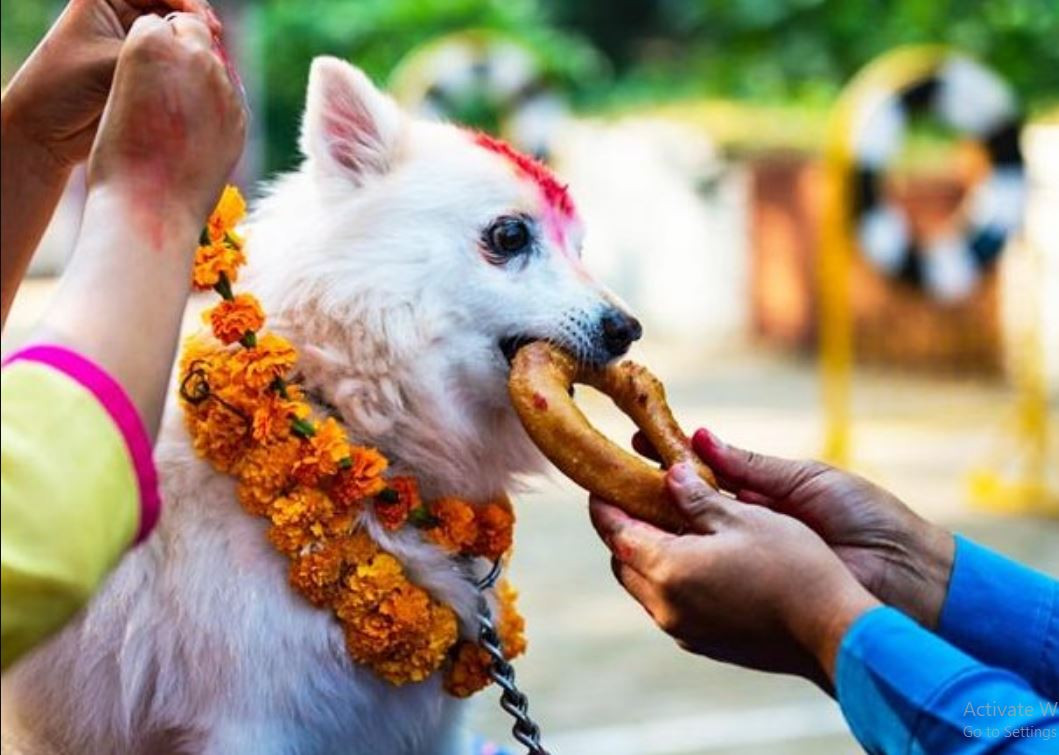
[3,58,633,754]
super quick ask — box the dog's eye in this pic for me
[487,217,531,257]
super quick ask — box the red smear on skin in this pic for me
[472,132,577,247]
[532,392,549,411]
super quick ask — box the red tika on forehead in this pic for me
[472,132,576,218]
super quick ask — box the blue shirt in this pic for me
[836,536,1059,753]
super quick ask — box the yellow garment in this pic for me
[2,361,139,668]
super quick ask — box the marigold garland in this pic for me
[179,185,524,693]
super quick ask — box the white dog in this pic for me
[2,57,641,754]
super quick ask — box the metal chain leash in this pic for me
[473,560,550,755]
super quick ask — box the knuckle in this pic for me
[656,610,682,636]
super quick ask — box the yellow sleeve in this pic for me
[2,347,157,669]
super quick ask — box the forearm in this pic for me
[837,606,1059,753]
[0,103,72,327]
[938,536,1059,700]
[36,187,199,439]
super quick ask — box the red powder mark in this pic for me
[531,392,549,411]
[472,132,575,219]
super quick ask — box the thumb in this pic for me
[666,463,735,534]
[692,428,819,501]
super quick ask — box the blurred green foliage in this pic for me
[551,0,1059,110]
[253,0,603,172]
[3,0,1056,172]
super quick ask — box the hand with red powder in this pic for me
[1,0,220,324]
[35,11,246,439]
[86,11,246,237]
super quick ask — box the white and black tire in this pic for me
[391,32,569,159]
[850,55,1026,301]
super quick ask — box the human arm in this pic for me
[0,0,219,327]
[35,11,246,439]
[686,429,1058,699]
[838,606,1058,753]
[589,463,881,690]
[0,11,244,668]
[590,463,1059,753]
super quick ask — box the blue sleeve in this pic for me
[836,606,1059,754]
[939,535,1059,700]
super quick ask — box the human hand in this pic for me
[1,0,220,170]
[678,429,955,629]
[590,464,880,688]
[86,12,246,243]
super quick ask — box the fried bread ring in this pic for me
[508,341,715,531]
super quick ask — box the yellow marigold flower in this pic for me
[469,500,515,560]
[428,497,478,553]
[231,332,297,390]
[270,487,334,529]
[496,579,527,659]
[207,184,247,242]
[207,293,265,345]
[331,446,389,507]
[193,239,246,291]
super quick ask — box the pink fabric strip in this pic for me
[3,344,161,543]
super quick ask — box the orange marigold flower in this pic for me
[444,578,525,697]
[427,497,478,553]
[234,437,301,515]
[292,416,349,485]
[250,393,309,444]
[373,475,419,531]
[207,184,247,242]
[444,642,493,698]
[267,522,313,556]
[331,446,389,507]
[207,293,265,345]
[289,540,348,605]
[231,332,297,390]
[193,239,246,291]
[183,398,250,472]
[469,500,515,560]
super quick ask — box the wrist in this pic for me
[787,576,880,682]
[1,96,73,182]
[904,520,956,629]
[82,182,203,257]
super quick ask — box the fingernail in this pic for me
[669,462,697,485]
[206,7,223,34]
[692,428,723,456]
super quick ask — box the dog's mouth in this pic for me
[499,335,538,365]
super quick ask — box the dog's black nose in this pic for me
[600,308,643,357]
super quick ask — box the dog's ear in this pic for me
[300,57,403,183]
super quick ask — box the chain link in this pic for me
[473,560,550,755]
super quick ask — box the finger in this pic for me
[735,488,775,507]
[666,462,737,533]
[589,499,675,576]
[631,431,662,463]
[121,1,220,36]
[166,12,213,51]
[692,428,821,501]
[126,12,169,41]
[610,556,664,619]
